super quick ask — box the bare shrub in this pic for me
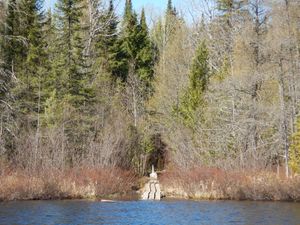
[0,164,137,201]
[160,166,300,201]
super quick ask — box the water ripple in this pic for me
[0,200,299,225]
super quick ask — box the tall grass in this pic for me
[0,165,137,201]
[160,166,300,201]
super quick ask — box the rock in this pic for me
[141,165,161,201]
[101,199,116,203]
[150,165,158,179]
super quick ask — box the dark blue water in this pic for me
[0,200,300,225]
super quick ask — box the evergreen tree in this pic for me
[115,0,140,81]
[167,0,177,16]
[96,0,121,80]
[217,0,247,29]
[12,0,46,116]
[42,9,56,98]
[189,41,209,93]
[1,0,24,72]
[3,0,18,72]
[55,0,93,106]
[136,8,155,97]
[217,0,245,13]
[124,0,133,21]
[121,2,139,60]
[1,1,13,101]
[165,0,179,46]
[176,41,210,127]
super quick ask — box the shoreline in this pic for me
[1,167,300,203]
[1,195,300,203]
[1,187,300,203]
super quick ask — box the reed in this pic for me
[0,165,137,201]
[160,166,300,201]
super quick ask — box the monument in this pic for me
[141,165,161,200]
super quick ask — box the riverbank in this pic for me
[1,165,300,202]
[0,166,137,201]
[160,167,300,201]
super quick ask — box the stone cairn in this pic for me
[141,165,161,200]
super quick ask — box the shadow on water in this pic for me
[0,200,300,225]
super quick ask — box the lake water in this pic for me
[0,200,300,225]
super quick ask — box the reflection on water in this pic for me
[0,200,300,225]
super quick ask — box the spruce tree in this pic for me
[124,0,133,21]
[3,0,18,72]
[217,0,246,28]
[55,0,93,106]
[165,0,179,46]
[96,0,121,80]
[117,0,140,81]
[42,9,56,98]
[176,41,210,127]
[136,8,155,97]
[1,0,16,101]
[217,0,245,13]
[12,0,46,116]
[167,0,177,16]
[189,41,209,93]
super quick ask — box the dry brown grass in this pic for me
[0,165,137,201]
[160,166,300,201]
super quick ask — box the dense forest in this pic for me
[0,0,300,183]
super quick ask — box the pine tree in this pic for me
[55,0,93,106]
[96,0,121,80]
[136,8,155,97]
[217,0,246,28]
[217,0,245,13]
[116,0,140,81]
[289,118,300,174]
[121,3,139,61]
[3,0,18,72]
[124,0,133,21]
[166,0,176,16]
[12,0,46,116]
[189,41,209,93]
[42,9,56,98]
[176,41,210,127]
[165,0,179,46]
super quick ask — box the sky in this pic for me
[44,0,178,12]
[44,0,186,26]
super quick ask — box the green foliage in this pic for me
[0,0,157,171]
[214,56,230,81]
[2,0,17,71]
[121,11,139,60]
[189,41,209,92]
[42,90,64,128]
[289,118,300,174]
[166,0,177,16]
[141,135,155,154]
[124,0,133,21]
[175,41,210,128]
[136,9,155,97]
[117,3,156,91]
[165,0,179,41]
[96,0,120,80]
[11,0,46,116]
[55,0,93,106]
[108,0,139,81]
